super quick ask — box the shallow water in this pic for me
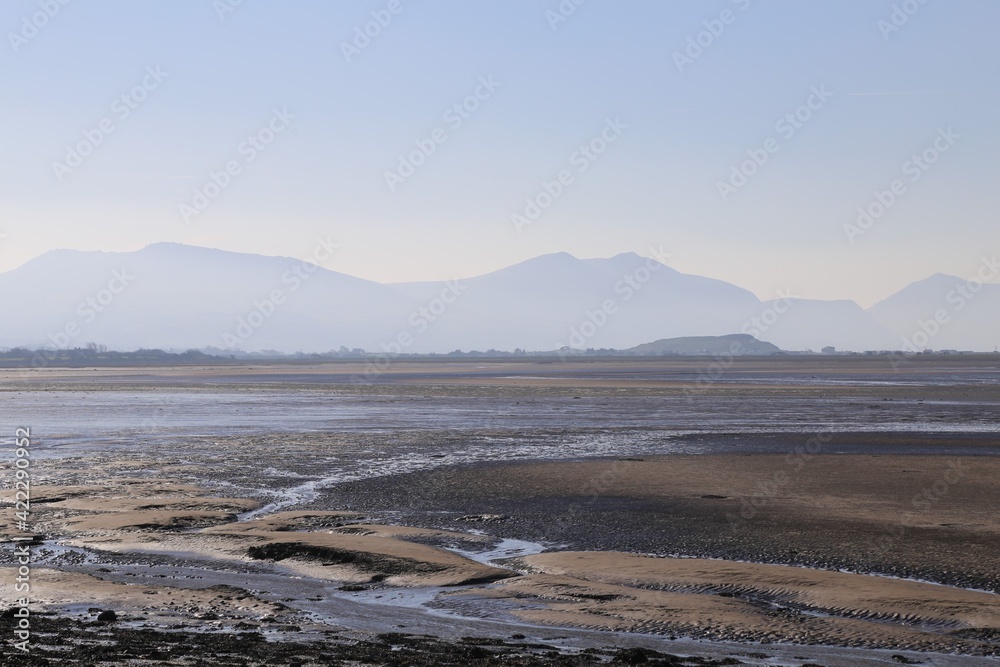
[3,376,999,663]
[3,388,999,454]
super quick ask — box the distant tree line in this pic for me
[6,342,975,368]
[0,346,230,368]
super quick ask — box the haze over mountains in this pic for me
[1,243,997,354]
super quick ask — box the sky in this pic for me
[1,0,997,307]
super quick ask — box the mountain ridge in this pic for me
[1,244,997,353]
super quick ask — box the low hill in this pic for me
[625,334,781,356]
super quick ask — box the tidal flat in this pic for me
[2,356,999,665]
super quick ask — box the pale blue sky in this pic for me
[1,0,997,306]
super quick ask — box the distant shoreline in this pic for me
[1,347,997,369]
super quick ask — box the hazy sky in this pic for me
[2,0,997,307]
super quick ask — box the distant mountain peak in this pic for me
[525,251,580,263]
[140,242,230,255]
[919,272,966,285]
[2,242,995,353]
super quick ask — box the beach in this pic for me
[2,356,998,664]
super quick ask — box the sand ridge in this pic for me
[454,551,1000,653]
[19,482,516,589]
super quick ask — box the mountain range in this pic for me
[1,243,997,354]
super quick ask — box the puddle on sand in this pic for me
[448,536,548,567]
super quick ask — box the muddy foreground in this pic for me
[1,357,999,664]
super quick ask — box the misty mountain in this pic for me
[868,273,1000,352]
[754,298,900,353]
[0,243,417,352]
[389,251,762,351]
[1,243,996,354]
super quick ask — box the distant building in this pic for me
[821,346,836,355]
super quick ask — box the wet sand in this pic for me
[463,551,1000,652]
[331,448,1000,591]
[1,357,998,663]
